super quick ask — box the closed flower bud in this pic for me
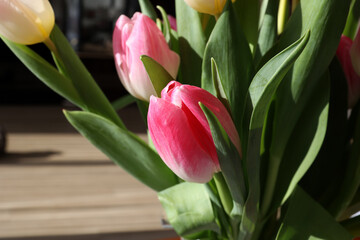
[0,0,55,45]
[183,0,236,16]
[336,35,360,108]
[148,81,241,183]
[113,12,180,101]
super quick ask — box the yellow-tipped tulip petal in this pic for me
[0,0,55,45]
[183,0,235,16]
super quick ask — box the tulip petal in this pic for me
[337,36,360,108]
[183,0,227,15]
[148,96,219,183]
[178,84,242,154]
[0,0,54,44]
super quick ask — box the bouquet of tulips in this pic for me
[1,0,360,239]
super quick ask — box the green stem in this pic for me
[214,173,233,217]
[277,0,289,34]
[343,0,360,39]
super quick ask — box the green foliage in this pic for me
[140,55,173,97]
[64,110,178,191]
[175,0,206,86]
[276,187,353,240]
[202,1,254,148]
[158,182,219,236]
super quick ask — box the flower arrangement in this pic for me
[1,0,360,239]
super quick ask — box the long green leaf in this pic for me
[299,58,348,214]
[254,0,279,65]
[262,72,330,217]
[50,26,125,129]
[158,182,219,236]
[233,0,259,53]
[176,0,206,86]
[1,38,83,108]
[276,187,353,240]
[202,1,254,147]
[64,110,178,192]
[260,0,350,217]
[200,103,246,217]
[250,31,310,129]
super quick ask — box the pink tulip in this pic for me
[148,81,241,183]
[167,15,177,31]
[113,12,180,101]
[336,35,360,108]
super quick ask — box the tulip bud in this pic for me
[113,13,180,101]
[148,81,241,183]
[350,29,360,77]
[183,0,236,16]
[336,35,360,108]
[0,0,55,45]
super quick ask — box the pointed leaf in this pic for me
[64,110,178,192]
[158,182,219,236]
[200,103,246,216]
[111,94,136,111]
[1,37,83,108]
[50,26,125,129]
[140,55,173,97]
[202,1,254,145]
[261,0,350,217]
[250,31,310,129]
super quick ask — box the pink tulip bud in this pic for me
[148,81,241,183]
[167,15,177,31]
[336,35,360,108]
[113,12,180,101]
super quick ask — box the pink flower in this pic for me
[113,12,180,101]
[148,81,241,183]
[167,15,177,31]
[336,35,360,108]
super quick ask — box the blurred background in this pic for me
[0,0,175,105]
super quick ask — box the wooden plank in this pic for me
[0,106,177,239]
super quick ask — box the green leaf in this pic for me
[200,103,246,219]
[343,0,360,39]
[260,0,350,217]
[157,6,171,45]
[50,26,126,129]
[254,0,279,65]
[249,31,310,129]
[140,55,173,97]
[138,0,157,21]
[1,38,83,108]
[276,187,353,240]
[64,110,178,192]
[158,182,219,236]
[202,1,254,146]
[233,0,260,53]
[111,95,136,111]
[299,58,348,214]
[176,0,206,86]
[262,72,330,217]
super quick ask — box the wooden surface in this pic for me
[0,105,177,240]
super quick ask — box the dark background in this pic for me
[0,0,175,105]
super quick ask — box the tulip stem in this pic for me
[44,37,60,60]
[214,173,233,217]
